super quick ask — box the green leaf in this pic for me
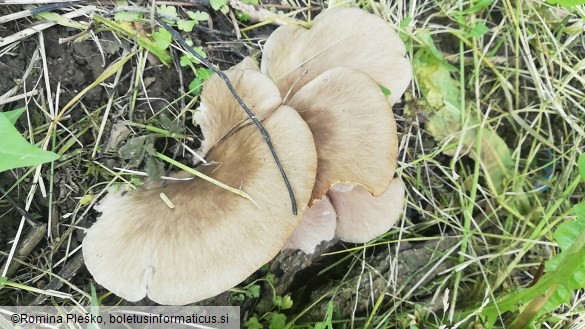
[188,78,203,95]
[414,47,513,196]
[273,294,293,310]
[268,313,286,329]
[195,67,212,80]
[152,27,172,51]
[118,136,147,167]
[467,22,489,37]
[379,84,392,97]
[245,284,260,298]
[92,15,171,66]
[462,0,494,14]
[478,200,585,326]
[0,113,59,172]
[235,11,250,21]
[187,10,209,21]
[177,19,197,32]
[210,0,227,11]
[79,194,94,205]
[180,55,192,67]
[157,4,177,18]
[179,47,207,67]
[578,153,585,180]
[243,317,263,329]
[145,156,164,180]
[3,108,25,125]
[114,11,143,22]
[546,0,585,6]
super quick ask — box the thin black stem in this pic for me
[156,18,298,215]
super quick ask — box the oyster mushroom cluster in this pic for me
[82,8,412,305]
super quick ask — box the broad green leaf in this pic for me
[157,4,177,18]
[268,313,286,329]
[3,108,25,124]
[462,0,494,14]
[187,10,209,21]
[93,15,170,66]
[235,11,250,21]
[467,22,489,37]
[546,0,585,6]
[145,156,164,179]
[210,0,227,11]
[245,284,260,298]
[151,27,172,51]
[414,47,513,195]
[195,67,212,80]
[179,47,207,67]
[478,200,585,326]
[0,113,59,172]
[114,11,143,22]
[79,194,94,205]
[243,317,263,329]
[188,78,203,95]
[118,135,147,167]
[177,19,197,32]
[273,294,293,310]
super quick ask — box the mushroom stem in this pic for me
[157,17,298,215]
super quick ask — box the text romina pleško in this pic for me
[14,313,230,324]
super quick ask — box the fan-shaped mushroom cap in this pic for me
[282,196,336,254]
[193,68,282,156]
[286,67,398,204]
[261,8,411,105]
[231,56,260,71]
[329,178,405,243]
[83,72,317,305]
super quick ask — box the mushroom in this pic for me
[262,8,411,252]
[330,178,405,243]
[82,67,318,305]
[282,196,336,254]
[261,7,411,105]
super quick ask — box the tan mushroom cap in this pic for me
[329,178,405,243]
[261,7,412,105]
[286,67,398,204]
[83,73,317,305]
[193,68,281,156]
[282,196,336,254]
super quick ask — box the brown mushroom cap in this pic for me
[193,68,282,156]
[282,196,336,254]
[261,8,411,105]
[83,71,317,305]
[329,178,405,243]
[286,67,398,204]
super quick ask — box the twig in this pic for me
[157,17,298,215]
[0,224,47,278]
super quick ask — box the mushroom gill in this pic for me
[82,68,317,304]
